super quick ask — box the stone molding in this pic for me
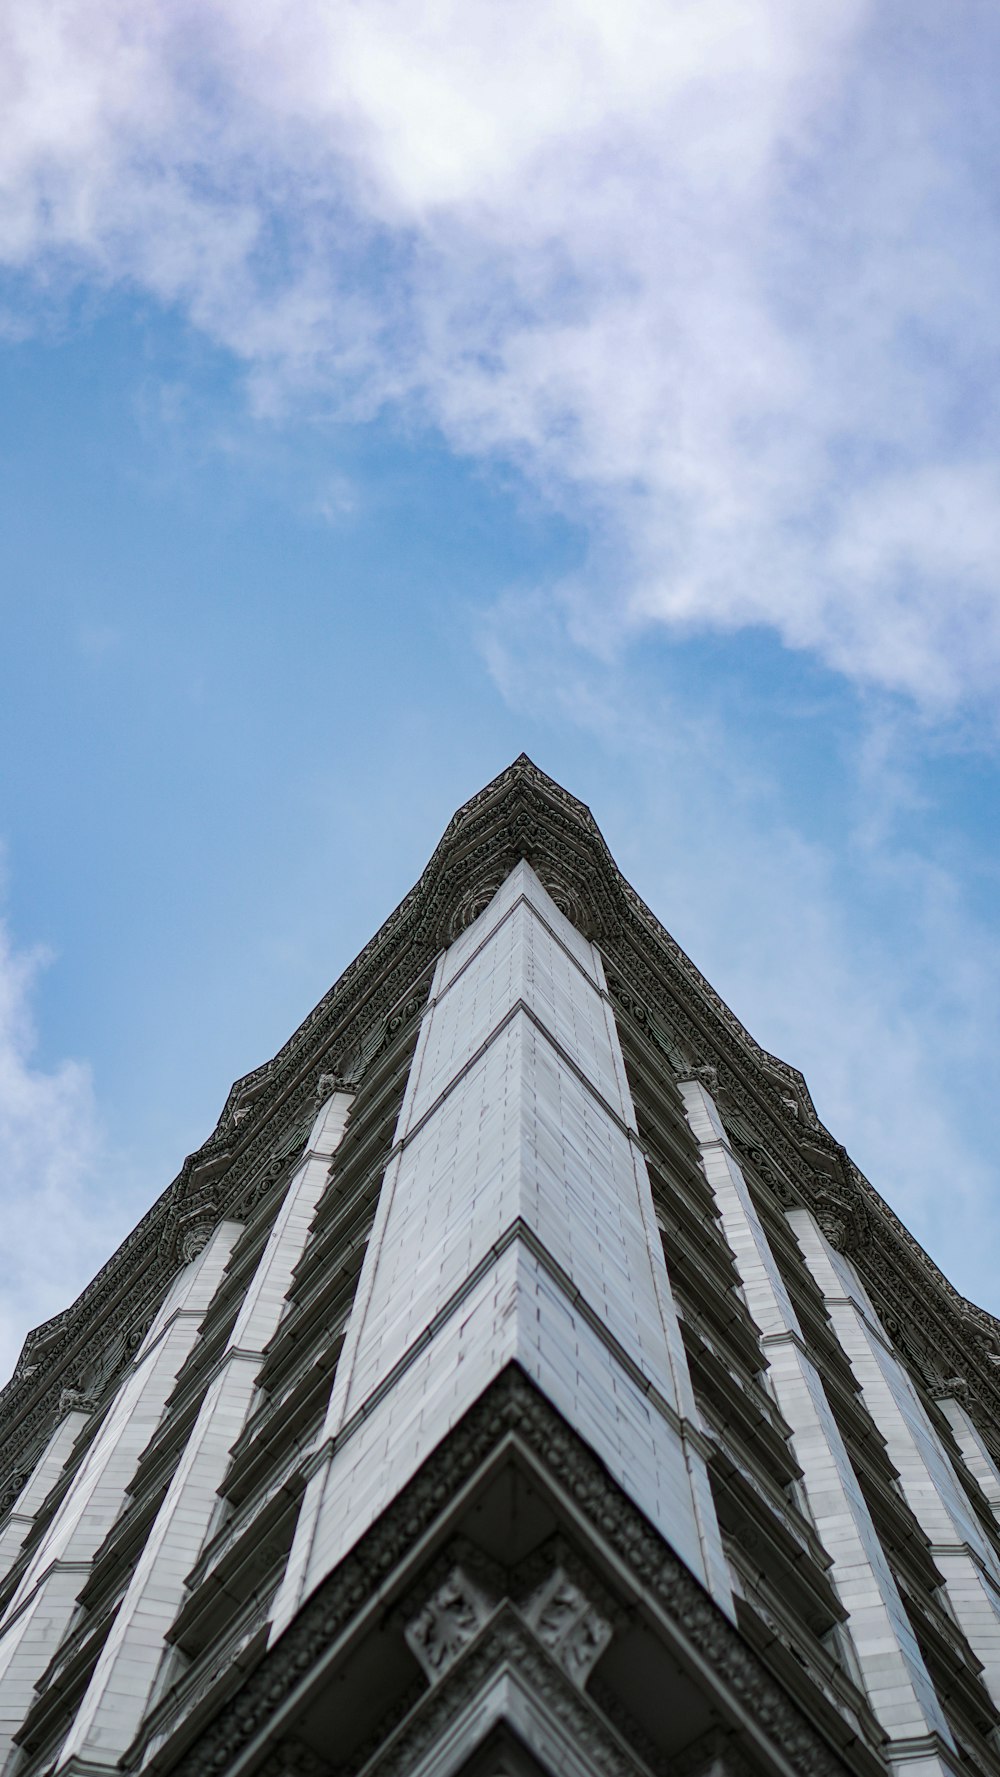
[355,1606,646,1777]
[402,1542,616,1694]
[153,1367,875,1777]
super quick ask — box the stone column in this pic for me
[0,1223,241,1769]
[271,861,731,1641]
[0,1411,91,1588]
[679,1081,955,1777]
[789,1207,1000,1710]
[55,1092,353,1776]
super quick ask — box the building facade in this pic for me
[1,756,1000,1777]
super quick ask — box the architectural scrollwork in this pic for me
[180,1224,215,1263]
[522,1568,613,1687]
[314,1070,348,1107]
[404,1568,495,1681]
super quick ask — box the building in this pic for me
[1,755,1000,1777]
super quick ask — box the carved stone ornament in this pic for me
[57,1385,98,1416]
[0,1472,26,1515]
[448,877,509,940]
[180,1223,214,1263]
[675,1062,720,1096]
[166,1370,863,1777]
[522,1567,613,1687]
[404,1567,494,1681]
[927,1373,970,1404]
[314,1070,347,1108]
[365,1607,645,1777]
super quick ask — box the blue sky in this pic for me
[0,0,998,1379]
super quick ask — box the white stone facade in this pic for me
[273,863,731,1634]
[0,762,997,1777]
[679,1080,955,1775]
[789,1208,1000,1712]
[0,1224,240,1769]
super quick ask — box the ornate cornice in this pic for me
[153,1367,871,1777]
[1,754,997,1484]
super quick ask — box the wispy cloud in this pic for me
[2,1,998,702]
[483,613,1000,1308]
[0,910,114,1383]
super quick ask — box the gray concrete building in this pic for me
[2,756,1000,1777]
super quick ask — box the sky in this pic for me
[0,0,998,1382]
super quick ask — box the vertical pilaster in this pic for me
[272,862,731,1641]
[0,1223,241,1769]
[790,1208,1000,1709]
[0,1412,91,1588]
[55,1092,353,1774]
[679,1080,954,1774]
[936,1396,1000,1524]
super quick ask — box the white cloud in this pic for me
[484,613,1000,1309]
[0,913,115,1385]
[2,0,997,1335]
[2,0,998,702]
